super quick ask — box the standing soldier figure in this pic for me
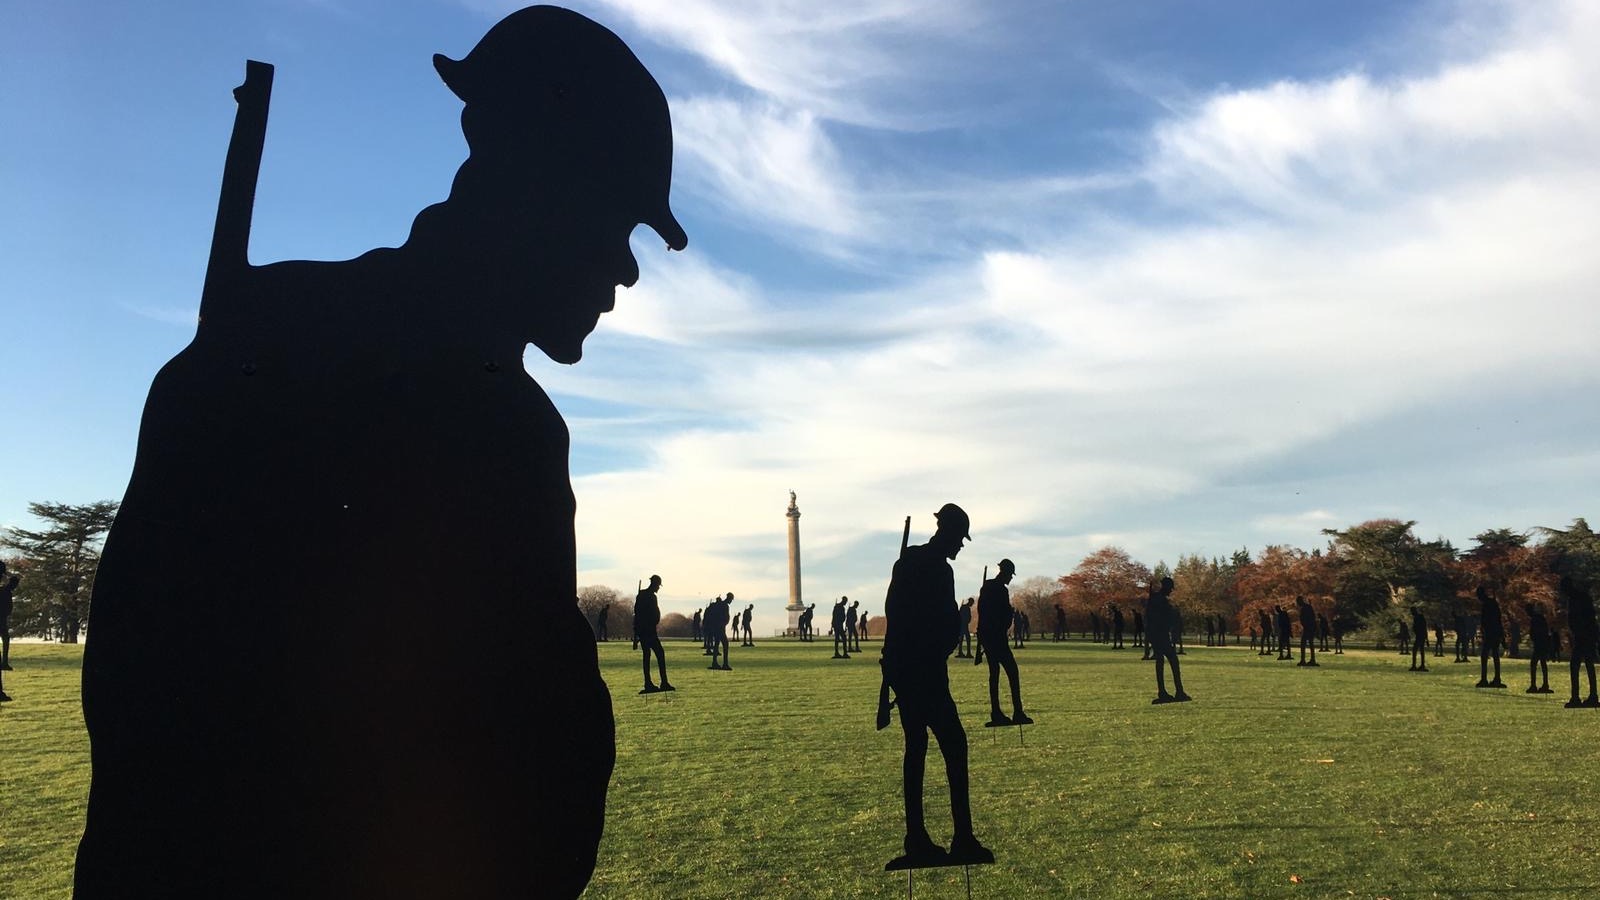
[1146,578,1190,703]
[635,575,673,694]
[1562,577,1599,707]
[978,559,1031,728]
[1408,606,1428,672]
[595,603,610,642]
[832,597,852,659]
[881,504,993,867]
[1111,603,1125,649]
[1298,597,1320,667]
[846,601,860,653]
[1525,602,1553,693]
[1477,586,1507,688]
[958,598,975,658]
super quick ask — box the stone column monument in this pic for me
[786,491,805,633]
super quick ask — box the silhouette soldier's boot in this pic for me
[948,833,994,865]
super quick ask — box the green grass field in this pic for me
[4,638,1599,898]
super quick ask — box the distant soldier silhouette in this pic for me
[846,601,859,653]
[705,594,731,670]
[881,503,992,867]
[858,609,870,647]
[1053,604,1066,642]
[958,597,975,658]
[1398,621,1410,657]
[1434,623,1445,657]
[1453,610,1471,663]
[594,603,611,642]
[1408,607,1428,672]
[1507,616,1521,659]
[0,568,15,671]
[741,603,754,647]
[1132,609,1144,650]
[1476,586,1507,688]
[832,597,851,659]
[1012,608,1024,650]
[1249,625,1258,652]
[1276,606,1293,661]
[802,602,816,642]
[1525,602,1553,693]
[702,600,717,655]
[1204,615,1215,647]
[1319,613,1331,652]
[635,575,673,694]
[1257,609,1273,657]
[1090,611,1102,644]
[1560,577,1598,708]
[1297,597,1319,667]
[1111,604,1125,649]
[1332,617,1344,654]
[74,8,687,898]
[691,608,702,643]
[1146,579,1190,703]
[978,559,1031,728]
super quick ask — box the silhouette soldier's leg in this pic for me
[1479,650,1492,686]
[1153,644,1173,702]
[1540,657,1550,691]
[902,722,932,847]
[926,706,981,854]
[1167,648,1189,700]
[999,651,1029,723]
[1529,655,1540,692]
[1567,655,1583,706]
[641,644,655,690]
[650,637,671,689]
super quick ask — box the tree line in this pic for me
[5,502,1595,646]
[1006,518,1600,643]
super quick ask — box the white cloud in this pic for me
[554,1,1600,632]
[669,96,867,245]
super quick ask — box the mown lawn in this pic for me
[4,638,1599,898]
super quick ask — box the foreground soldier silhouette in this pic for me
[882,504,993,868]
[1525,602,1554,693]
[977,559,1031,728]
[1147,578,1190,703]
[1476,586,1507,688]
[0,567,15,671]
[75,8,687,898]
[1561,577,1598,708]
[635,575,673,694]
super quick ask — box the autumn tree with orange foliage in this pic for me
[1232,544,1335,637]
[1058,546,1151,632]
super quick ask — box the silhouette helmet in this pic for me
[433,5,687,251]
[933,503,971,540]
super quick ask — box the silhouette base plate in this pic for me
[885,851,994,872]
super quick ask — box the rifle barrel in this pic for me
[200,59,274,322]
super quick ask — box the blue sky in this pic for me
[4,1,1597,632]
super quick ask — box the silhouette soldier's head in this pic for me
[930,503,971,560]
[995,558,1015,586]
[417,6,687,363]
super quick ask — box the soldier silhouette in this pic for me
[978,559,1031,728]
[635,576,673,694]
[691,608,702,643]
[1434,623,1445,657]
[1297,597,1319,667]
[707,594,733,670]
[1453,609,1470,662]
[802,602,816,642]
[1011,607,1023,650]
[0,568,15,671]
[1053,604,1066,642]
[1525,602,1553,693]
[846,601,859,653]
[1560,577,1598,708]
[832,597,851,659]
[1203,615,1215,647]
[858,609,870,648]
[1132,609,1144,650]
[73,9,687,898]
[1146,578,1190,703]
[958,597,975,658]
[1090,610,1102,644]
[1476,586,1507,688]
[1319,613,1330,652]
[880,503,992,868]
[1276,606,1293,661]
[1111,603,1125,649]
[741,603,754,647]
[595,603,611,642]
[1257,609,1273,657]
[1408,606,1428,672]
